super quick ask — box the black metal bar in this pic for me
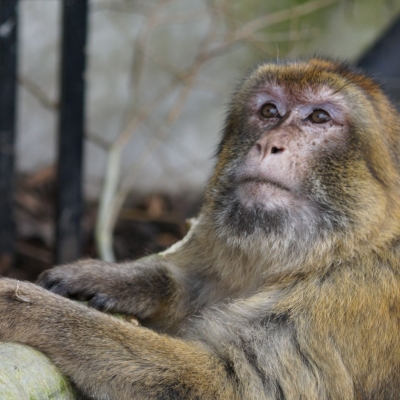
[0,0,18,273]
[55,0,88,264]
[357,15,400,100]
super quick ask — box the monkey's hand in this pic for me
[37,258,183,323]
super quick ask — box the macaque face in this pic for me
[210,65,374,238]
[236,84,349,213]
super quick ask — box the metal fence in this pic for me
[0,0,88,269]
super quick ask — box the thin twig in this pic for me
[18,75,58,111]
[200,0,342,61]
[96,81,182,260]
[233,0,340,42]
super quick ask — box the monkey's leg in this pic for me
[0,279,236,400]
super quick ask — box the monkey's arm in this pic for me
[36,218,208,331]
[0,278,237,400]
[37,255,190,330]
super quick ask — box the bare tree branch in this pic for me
[95,0,345,261]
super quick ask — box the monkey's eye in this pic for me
[260,103,279,119]
[309,109,331,124]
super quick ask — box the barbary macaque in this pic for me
[1,58,400,399]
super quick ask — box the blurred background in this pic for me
[1,0,400,280]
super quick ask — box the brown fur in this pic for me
[1,58,400,399]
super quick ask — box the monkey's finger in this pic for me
[37,271,93,300]
[37,275,67,296]
[36,270,64,290]
[88,293,118,312]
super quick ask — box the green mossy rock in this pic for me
[0,343,77,400]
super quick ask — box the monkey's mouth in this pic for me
[238,177,290,192]
[235,177,297,210]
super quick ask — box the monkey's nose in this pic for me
[270,146,284,154]
[254,138,286,161]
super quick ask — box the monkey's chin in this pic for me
[213,180,318,240]
[237,180,301,210]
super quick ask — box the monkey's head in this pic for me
[205,58,400,254]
